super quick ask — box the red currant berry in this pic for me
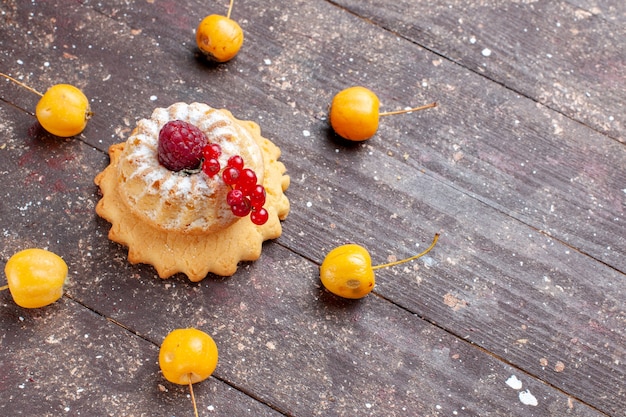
[248,184,266,208]
[202,158,221,177]
[227,155,244,171]
[222,166,241,186]
[230,200,251,217]
[203,143,222,160]
[226,189,245,207]
[250,207,269,225]
[158,120,208,171]
[235,168,257,195]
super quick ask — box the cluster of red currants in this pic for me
[157,120,269,226]
[201,144,268,225]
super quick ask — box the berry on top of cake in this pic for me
[95,102,290,280]
[158,120,208,172]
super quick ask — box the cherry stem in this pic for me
[188,375,199,417]
[226,0,234,19]
[379,102,437,117]
[0,72,44,97]
[0,284,8,291]
[372,233,440,270]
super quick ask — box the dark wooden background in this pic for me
[1,0,624,416]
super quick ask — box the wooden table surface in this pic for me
[1,1,624,416]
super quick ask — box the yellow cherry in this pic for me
[159,328,219,417]
[329,86,380,141]
[328,86,436,141]
[159,328,219,385]
[320,233,440,299]
[0,72,91,137]
[196,0,244,63]
[36,84,91,137]
[3,248,68,308]
[320,244,375,299]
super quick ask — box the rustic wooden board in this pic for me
[0,106,609,416]
[0,298,286,417]
[566,0,626,23]
[64,243,611,417]
[1,0,624,416]
[44,0,624,273]
[332,0,626,142]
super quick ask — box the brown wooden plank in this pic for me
[566,0,626,23]
[0,105,609,416]
[47,0,624,274]
[0,299,285,416]
[65,243,610,417]
[332,0,626,142]
[0,107,283,416]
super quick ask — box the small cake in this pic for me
[95,102,290,280]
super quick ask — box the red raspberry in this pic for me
[158,120,208,171]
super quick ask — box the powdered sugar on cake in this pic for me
[116,102,265,234]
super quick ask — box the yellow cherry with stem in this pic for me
[0,72,92,137]
[328,86,436,141]
[320,233,440,299]
[2,248,68,308]
[36,84,91,137]
[196,0,244,63]
[159,328,219,417]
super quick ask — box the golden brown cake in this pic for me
[95,102,290,280]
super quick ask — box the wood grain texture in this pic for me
[566,0,626,23]
[0,300,285,417]
[332,0,626,142]
[0,0,624,416]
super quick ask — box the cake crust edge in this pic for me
[94,108,290,280]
